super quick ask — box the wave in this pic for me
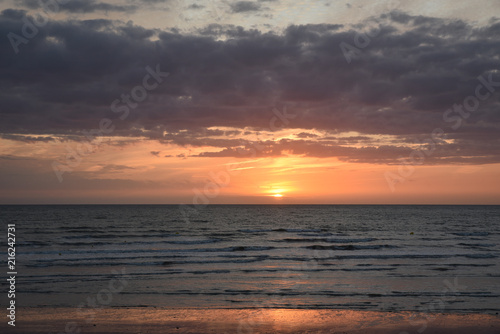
[304,244,396,250]
[464,254,497,258]
[453,232,489,236]
[24,256,270,268]
[458,243,496,248]
[278,237,378,243]
[238,228,323,233]
[57,239,223,246]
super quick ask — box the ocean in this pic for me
[1,205,499,313]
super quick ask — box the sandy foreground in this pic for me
[2,308,499,334]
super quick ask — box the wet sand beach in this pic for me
[4,308,500,334]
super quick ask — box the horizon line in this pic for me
[1,203,499,206]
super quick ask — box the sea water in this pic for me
[1,205,499,313]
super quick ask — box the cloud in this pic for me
[0,134,57,142]
[296,132,318,138]
[1,10,500,164]
[76,164,136,178]
[230,1,262,13]
[20,0,137,13]
[188,4,205,10]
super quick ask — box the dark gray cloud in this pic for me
[1,10,500,164]
[230,1,262,13]
[140,0,171,3]
[0,134,57,142]
[20,0,137,13]
[187,3,204,10]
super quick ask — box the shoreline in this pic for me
[3,307,500,333]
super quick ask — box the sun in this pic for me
[261,184,293,199]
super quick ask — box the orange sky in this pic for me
[1,136,499,204]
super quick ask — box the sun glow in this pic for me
[260,181,294,199]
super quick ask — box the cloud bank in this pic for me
[1,9,500,164]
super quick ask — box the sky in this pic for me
[0,0,500,204]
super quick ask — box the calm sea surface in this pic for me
[1,205,499,313]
